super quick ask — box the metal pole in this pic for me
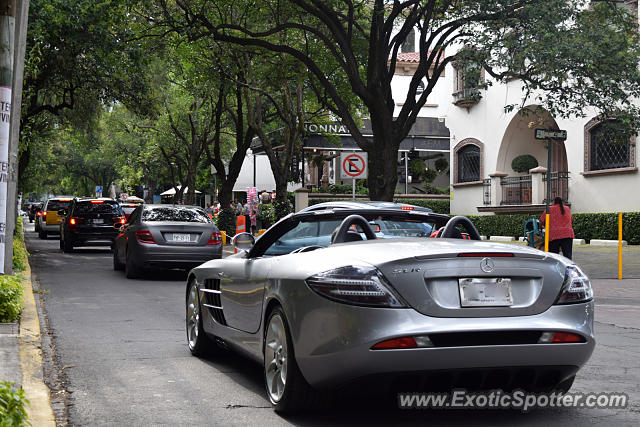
[545,139,552,253]
[352,178,356,201]
[404,152,408,194]
[252,153,256,188]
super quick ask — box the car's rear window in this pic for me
[142,207,211,223]
[73,201,122,215]
[46,200,72,211]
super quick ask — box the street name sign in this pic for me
[535,129,567,140]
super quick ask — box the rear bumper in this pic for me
[67,229,119,246]
[132,242,222,270]
[43,223,62,233]
[284,286,595,389]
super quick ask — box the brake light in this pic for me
[135,230,156,244]
[372,337,417,350]
[458,253,514,257]
[538,332,585,343]
[113,217,126,224]
[400,206,414,210]
[70,218,76,225]
[36,212,42,216]
[207,232,222,245]
[91,200,104,204]
[42,211,47,219]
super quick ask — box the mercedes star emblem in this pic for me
[480,257,495,273]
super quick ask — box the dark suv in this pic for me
[59,198,125,252]
[28,202,43,223]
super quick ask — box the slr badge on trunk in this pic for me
[480,257,495,273]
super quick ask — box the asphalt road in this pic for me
[24,223,640,426]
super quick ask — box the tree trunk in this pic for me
[367,114,400,201]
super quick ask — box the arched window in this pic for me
[453,139,484,184]
[584,118,636,174]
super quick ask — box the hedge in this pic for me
[0,381,29,425]
[468,212,640,245]
[308,198,450,214]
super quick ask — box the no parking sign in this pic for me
[340,152,368,180]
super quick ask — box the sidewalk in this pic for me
[0,264,56,426]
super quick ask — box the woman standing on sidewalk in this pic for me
[540,197,575,259]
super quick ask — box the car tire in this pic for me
[125,247,142,279]
[59,238,64,250]
[62,237,73,253]
[264,306,320,413]
[185,279,218,357]
[113,248,125,271]
[38,229,47,239]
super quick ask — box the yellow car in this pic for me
[38,196,74,239]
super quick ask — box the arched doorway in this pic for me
[496,106,567,174]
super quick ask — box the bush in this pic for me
[216,208,236,239]
[511,154,538,173]
[12,218,28,273]
[0,275,23,323]
[257,204,276,229]
[273,201,293,221]
[0,381,29,425]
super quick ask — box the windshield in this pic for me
[264,216,436,256]
[46,200,72,212]
[74,201,122,215]
[142,207,211,223]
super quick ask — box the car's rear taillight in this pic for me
[306,265,406,308]
[42,211,47,218]
[91,200,104,204]
[113,217,126,225]
[69,217,82,226]
[135,230,156,244]
[538,331,585,343]
[207,232,222,245]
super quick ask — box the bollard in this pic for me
[544,213,550,252]
[220,230,227,245]
[258,229,266,236]
[618,212,623,280]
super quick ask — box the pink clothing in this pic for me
[540,204,574,240]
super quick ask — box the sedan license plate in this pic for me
[459,278,513,307]
[172,233,191,243]
[91,218,104,224]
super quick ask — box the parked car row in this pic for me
[31,196,223,279]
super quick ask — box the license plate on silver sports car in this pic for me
[458,278,513,307]
[172,233,191,242]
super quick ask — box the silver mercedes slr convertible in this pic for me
[185,202,594,412]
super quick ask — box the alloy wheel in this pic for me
[186,284,200,350]
[265,313,288,403]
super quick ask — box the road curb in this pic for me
[18,255,56,425]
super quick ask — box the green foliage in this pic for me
[467,214,535,239]
[0,276,24,324]
[12,219,28,273]
[257,204,275,229]
[216,208,236,239]
[0,381,29,426]
[327,181,369,195]
[511,155,539,173]
[273,201,294,221]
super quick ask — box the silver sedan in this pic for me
[185,203,594,413]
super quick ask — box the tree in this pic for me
[153,0,640,200]
[20,0,154,181]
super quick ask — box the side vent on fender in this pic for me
[203,278,226,326]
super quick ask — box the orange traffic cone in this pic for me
[235,215,246,253]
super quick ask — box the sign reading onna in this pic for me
[304,122,349,135]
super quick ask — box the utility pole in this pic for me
[1,0,29,274]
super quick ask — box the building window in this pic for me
[401,29,415,53]
[584,118,636,173]
[453,139,484,184]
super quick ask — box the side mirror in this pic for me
[58,209,67,216]
[232,232,255,252]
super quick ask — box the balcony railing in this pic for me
[500,175,532,205]
[452,88,482,109]
[542,171,569,204]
